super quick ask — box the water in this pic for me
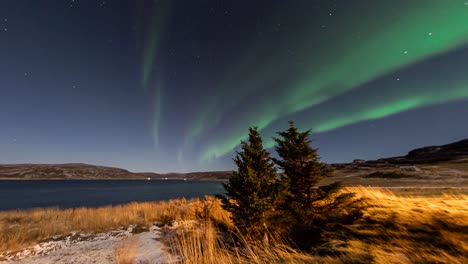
[0,180,225,211]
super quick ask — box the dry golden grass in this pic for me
[324,187,468,263]
[1,188,467,263]
[166,187,468,264]
[0,196,231,252]
[115,237,138,264]
[166,221,315,264]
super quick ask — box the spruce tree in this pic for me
[273,121,333,223]
[221,127,277,232]
[273,121,364,249]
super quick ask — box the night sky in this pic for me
[1,0,468,172]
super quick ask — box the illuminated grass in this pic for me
[0,188,466,263]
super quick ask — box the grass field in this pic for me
[1,187,467,263]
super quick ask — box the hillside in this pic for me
[0,163,147,180]
[363,138,467,165]
[0,163,232,180]
[1,138,466,181]
[327,138,468,193]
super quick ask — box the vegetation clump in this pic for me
[221,121,365,251]
[220,127,277,233]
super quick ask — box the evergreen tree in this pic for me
[273,121,333,221]
[273,121,364,249]
[221,127,277,232]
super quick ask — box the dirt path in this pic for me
[1,226,171,264]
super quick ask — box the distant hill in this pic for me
[1,138,466,180]
[334,138,468,169]
[327,138,468,192]
[0,163,232,180]
[405,138,468,163]
[0,163,147,180]
[376,138,468,165]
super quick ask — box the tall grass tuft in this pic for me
[166,221,315,264]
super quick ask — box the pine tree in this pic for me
[273,121,364,249]
[273,121,334,223]
[221,127,277,232]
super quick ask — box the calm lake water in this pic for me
[0,180,225,211]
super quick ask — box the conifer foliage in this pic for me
[273,121,365,250]
[222,122,365,251]
[221,127,277,231]
[273,121,333,223]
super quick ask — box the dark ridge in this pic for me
[1,138,466,180]
[333,138,468,168]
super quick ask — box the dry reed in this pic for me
[166,187,468,263]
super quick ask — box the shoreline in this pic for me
[0,178,228,181]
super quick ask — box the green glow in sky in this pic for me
[142,4,166,89]
[199,1,468,161]
[152,84,162,147]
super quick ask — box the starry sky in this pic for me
[1,0,468,173]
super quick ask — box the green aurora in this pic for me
[197,1,468,161]
[141,0,468,164]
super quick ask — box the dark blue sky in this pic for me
[1,0,467,172]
